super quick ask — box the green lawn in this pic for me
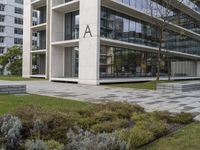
[142,122,200,150]
[0,94,89,115]
[0,75,45,81]
[108,80,176,90]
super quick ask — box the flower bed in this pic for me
[0,102,193,150]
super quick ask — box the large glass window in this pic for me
[100,46,197,78]
[32,30,46,50]
[65,11,79,40]
[32,53,46,75]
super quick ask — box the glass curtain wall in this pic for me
[115,0,200,35]
[101,7,200,56]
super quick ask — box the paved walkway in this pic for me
[3,80,200,119]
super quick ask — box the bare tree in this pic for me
[148,0,183,81]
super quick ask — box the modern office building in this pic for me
[0,0,24,74]
[23,0,200,85]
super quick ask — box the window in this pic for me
[65,11,79,40]
[14,28,23,35]
[15,0,23,4]
[32,40,37,46]
[0,37,4,43]
[32,32,37,37]
[0,4,5,11]
[32,11,37,18]
[0,47,4,54]
[14,38,23,44]
[32,21,37,26]
[15,17,23,25]
[0,26,4,32]
[0,15,5,22]
[15,7,23,15]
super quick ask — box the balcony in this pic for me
[31,23,46,32]
[52,0,79,13]
[31,0,46,9]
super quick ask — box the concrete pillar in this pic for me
[78,0,101,85]
[22,0,32,78]
[46,0,50,79]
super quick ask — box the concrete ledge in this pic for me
[157,81,200,92]
[0,83,26,94]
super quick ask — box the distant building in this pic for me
[0,0,38,75]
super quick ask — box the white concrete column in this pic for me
[22,0,32,78]
[46,0,50,79]
[78,0,101,85]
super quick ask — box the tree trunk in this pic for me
[157,28,163,81]
[168,56,171,81]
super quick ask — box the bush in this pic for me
[77,117,97,129]
[0,115,22,150]
[131,112,168,138]
[78,102,144,119]
[117,127,154,149]
[46,140,64,150]
[136,119,168,138]
[106,102,144,113]
[91,119,130,133]
[66,127,127,150]
[13,106,81,142]
[25,140,48,150]
[170,112,193,124]
[94,110,118,122]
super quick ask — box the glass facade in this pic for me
[115,0,200,35]
[101,7,200,55]
[100,46,196,78]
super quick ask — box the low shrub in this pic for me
[150,111,171,121]
[136,119,168,138]
[91,119,130,133]
[66,128,127,150]
[46,140,64,150]
[77,102,144,119]
[94,110,119,122]
[77,117,97,129]
[13,106,81,142]
[117,127,154,149]
[170,112,193,124]
[25,140,48,150]
[0,115,22,150]
[131,112,169,138]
